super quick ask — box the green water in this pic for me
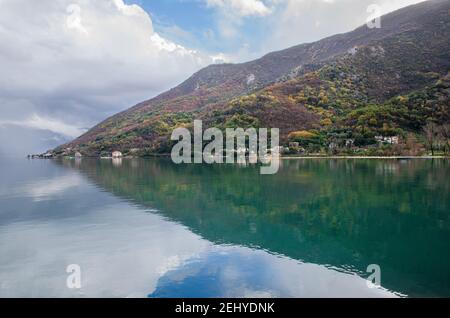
[0,158,449,297]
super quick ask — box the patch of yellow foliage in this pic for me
[288,130,318,139]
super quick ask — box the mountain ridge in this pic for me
[54,0,450,157]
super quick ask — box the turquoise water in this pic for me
[0,157,449,297]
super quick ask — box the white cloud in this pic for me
[0,0,215,153]
[375,0,426,16]
[0,201,212,297]
[202,0,426,62]
[0,114,85,138]
[259,0,427,55]
[205,0,273,42]
[17,174,84,202]
[206,0,272,17]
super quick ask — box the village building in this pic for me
[112,151,123,158]
[375,136,400,145]
[236,147,247,156]
[271,146,289,155]
[345,139,355,147]
[287,142,305,154]
[329,142,338,151]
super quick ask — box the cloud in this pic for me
[204,0,273,42]
[0,0,215,154]
[258,0,427,55]
[201,0,426,62]
[16,174,84,202]
[206,0,272,17]
[0,200,212,297]
[0,114,85,138]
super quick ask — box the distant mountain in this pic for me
[0,125,71,157]
[55,0,450,157]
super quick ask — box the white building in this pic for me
[112,151,123,158]
[375,136,400,145]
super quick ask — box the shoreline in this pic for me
[29,155,449,160]
[281,156,449,160]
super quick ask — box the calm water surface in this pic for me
[0,157,449,297]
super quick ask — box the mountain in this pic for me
[54,0,450,157]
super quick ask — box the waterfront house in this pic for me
[112,151,123,158]
[375,136,400,145]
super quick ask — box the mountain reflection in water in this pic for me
[0,158,448,297]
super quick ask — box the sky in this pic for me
[0,0,427,156]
